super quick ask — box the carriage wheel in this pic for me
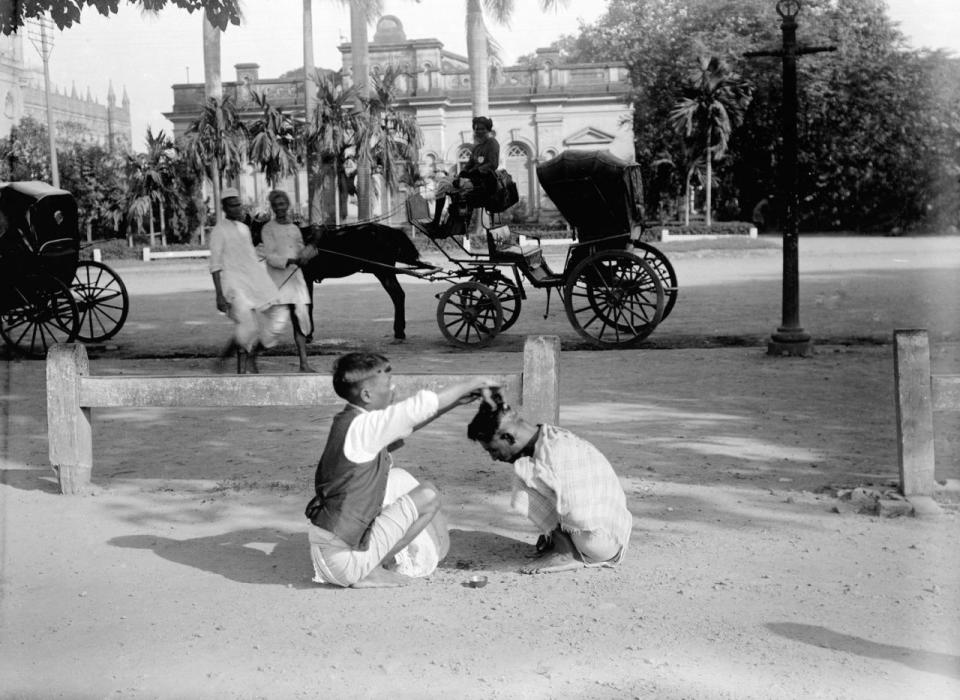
[563,250,665,348]
[470,270,522,331]
[436,281,503,349]
[630,241,678,321]
[0,274,80,359]
[71,260,130,342]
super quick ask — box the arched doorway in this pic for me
[505,142,534,218]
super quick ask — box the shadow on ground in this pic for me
[767,622,960,680]
[109,528,310,587]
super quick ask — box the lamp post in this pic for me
[26,17,59,188]
[745,0,835,357]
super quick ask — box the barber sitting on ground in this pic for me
[467,392,633,574]
[306,351,500,588]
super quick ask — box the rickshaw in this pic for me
[0,181,129,358]
[406,149,678,348]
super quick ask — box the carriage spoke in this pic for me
[71,261,129,342]
[436,281,503,348]
[564,251,664,348]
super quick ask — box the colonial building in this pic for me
[1,33,132,151]
[165,15,633,219]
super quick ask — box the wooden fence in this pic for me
[893,329,960,496]
[47,335,561,495]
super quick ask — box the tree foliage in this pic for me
[669,56,752,225]
[1,0,241,35]
[247,90,302,189]
[566,0,960,231]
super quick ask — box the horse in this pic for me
[296,221,432,341]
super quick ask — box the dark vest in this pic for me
[305,405,390,549]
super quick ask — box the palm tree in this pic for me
[348,0,380,220]
[669,56,752,226]
[126,128,179,247]
[180,95,248,237]
[308,70,360,225]
[326,0,420,221]
[247,90,303,191]
[202,14,223,225]
[466,0,567,116]
[358,65,422,220]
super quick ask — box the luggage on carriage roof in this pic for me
[536,150,644,241]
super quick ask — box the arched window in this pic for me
[505,142,533,215]
[422,62,434,92]
[506,143,527,160]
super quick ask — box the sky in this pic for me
[26,0,960,151]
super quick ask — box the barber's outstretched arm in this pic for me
[415,377,500,430]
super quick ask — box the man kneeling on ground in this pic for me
[467,393,633,574]
[306,352,498,588]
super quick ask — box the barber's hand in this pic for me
[464,379,501,406]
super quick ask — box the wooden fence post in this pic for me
[46,344,93,494]
[893,329,936,496]
[521,335,560,426]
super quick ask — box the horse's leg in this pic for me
[375,272,406,341]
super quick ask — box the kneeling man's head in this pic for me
[468,395,533,463]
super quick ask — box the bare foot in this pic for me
[299,364,316,373]
[350,566,412,589]
[520,529,583,574]
[520,550,583,574]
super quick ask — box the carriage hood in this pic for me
[0,181,79,254]
[536,150,644,241]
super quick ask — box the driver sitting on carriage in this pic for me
[430,116,501,238]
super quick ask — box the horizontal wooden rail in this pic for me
[47,336,560,495]
[932,375,960,413]
[893,329,960,496]
[78,374,522,409]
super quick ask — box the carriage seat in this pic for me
[487,225,543,267]
[405,193,439,238]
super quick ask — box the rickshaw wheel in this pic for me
[563,250,664,348]
[436,281,503,349]
[0,273,80,359]
[71,260,130,342]
[630,241,678,321]
[470,270,521,331]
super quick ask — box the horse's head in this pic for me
[299,223,329,246]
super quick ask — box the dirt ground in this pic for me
[1,236,959,699]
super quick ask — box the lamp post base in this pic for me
[768,328,814,357]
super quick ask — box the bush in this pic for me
[82,238,141,261]
[84,237,211,261]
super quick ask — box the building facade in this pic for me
[165,15,634,220]
[1,33,132,151]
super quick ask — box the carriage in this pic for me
[0,181,129,358]
[405,149,678,348]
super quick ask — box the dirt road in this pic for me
[1,235,958,699]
